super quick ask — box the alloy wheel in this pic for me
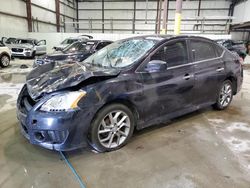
[219,82,232,107]
[97,110,131,149]
[1,56,10,67]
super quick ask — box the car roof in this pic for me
[122,34,172,42]
[66,37,80,40]
[120,34,216,45]
[66,36,93,40]
[80,39,113,44]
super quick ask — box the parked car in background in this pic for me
[0,41,11,67]
[34,40,113,67]
[2,37,17,44]
[6,38,46,58]
[17,35,243,152]
[216,39,246,59]
[53,35,93,51]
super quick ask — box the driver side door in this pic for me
[138,39,195,123]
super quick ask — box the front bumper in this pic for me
[16,88,94,151]
[11,51,33,57]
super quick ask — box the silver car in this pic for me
[53,35,93,51]
[6,38,46,58]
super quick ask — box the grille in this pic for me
[19,86,38,114]
[12,48,23,52]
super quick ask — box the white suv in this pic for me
[0,44,11,68]
[6,38,46,58]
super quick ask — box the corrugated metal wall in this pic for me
[0,0,77,37]
[77,0,231,34]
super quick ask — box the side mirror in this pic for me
[145,60,168,73]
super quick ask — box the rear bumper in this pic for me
[236,66,243,94]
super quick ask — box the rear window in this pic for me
[61,39,78,45]
[15,39,34,45]
[190,40,217,61]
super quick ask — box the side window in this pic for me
[78,43,86,52]
[104,42,112,47]
[150,41,188,67]
[96,42,107,51]
[190,40,217,61]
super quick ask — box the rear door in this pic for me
[138,39,195,122]
[189,39,226,106]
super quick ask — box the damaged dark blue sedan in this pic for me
[17,35,243,152]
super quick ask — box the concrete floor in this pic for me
[0,59,249,188]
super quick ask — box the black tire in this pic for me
[213,80,233,110]
[31,51,36,59]
[89,103,135,152]
[0,54,10,67]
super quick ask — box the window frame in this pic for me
[137,38,190,73]
[213,43,224,57]
[189,38,219,63]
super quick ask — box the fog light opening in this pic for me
[34,132,45,142]
[32,119,37,125]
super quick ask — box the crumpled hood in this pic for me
[8,43,33,49]
[26,61,120,99]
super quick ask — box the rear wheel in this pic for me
[89,103,135,152]
[213,80,233,110]
[0,55,10,67]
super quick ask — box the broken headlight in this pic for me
[40,91,86,112]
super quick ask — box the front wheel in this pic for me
[89,104,135,152]
[213,80,233,110]
[0,55,10,67]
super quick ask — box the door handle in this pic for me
[183,74,191,80]
[216,67,224,72]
